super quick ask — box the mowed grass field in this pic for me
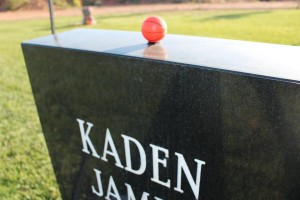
[0,8,300,199]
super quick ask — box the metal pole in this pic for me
[48,0,55,34]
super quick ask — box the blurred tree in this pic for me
[68,0,82,6]
[0,0,30,10]
[1,0,299,11]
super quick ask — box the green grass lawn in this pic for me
[0,9,299,199]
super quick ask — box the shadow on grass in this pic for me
[200,11,271,22]
[35,23,83,31]
[292,42,300,46]
[95,12,146,20]
[36,12,146,32]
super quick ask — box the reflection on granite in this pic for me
[22,30,300,200]
[143,43,167,60]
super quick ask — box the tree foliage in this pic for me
[0,0,31,10]
[0,0,298,12]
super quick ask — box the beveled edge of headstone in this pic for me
[22,28,300,83]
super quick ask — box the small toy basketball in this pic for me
[141,16,167,43]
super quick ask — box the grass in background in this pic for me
[94,9,300,45]
[0,9,299,199]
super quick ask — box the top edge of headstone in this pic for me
[22,28,300,83]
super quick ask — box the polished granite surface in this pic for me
[22,29,300,200]
[23,29,300,83]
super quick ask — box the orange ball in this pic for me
[141,16,167,43]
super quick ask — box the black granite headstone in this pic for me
[22,29,300,200]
